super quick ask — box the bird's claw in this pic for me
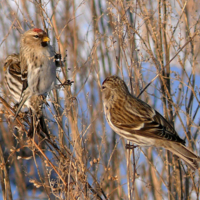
[54,54,62,67]
[63,80,74,86]
[125,144,138,149]
[57,80,74,88]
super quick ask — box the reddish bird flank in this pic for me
[33,28,44,33]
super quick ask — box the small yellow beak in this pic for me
[42,36,50,42]
[3,66,7,71]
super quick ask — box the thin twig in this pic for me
[137,32,199,98]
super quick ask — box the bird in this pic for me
[15,28,57,118]
[101,75,200,170]
[4,53,49,138]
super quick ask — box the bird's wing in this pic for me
[110,97,185,144]
[20,55,28,94]
[4,54,22,82]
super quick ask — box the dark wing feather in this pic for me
[9,63,23,83]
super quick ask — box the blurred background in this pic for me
[0,0,200,199]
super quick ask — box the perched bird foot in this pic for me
[56,80,74,89]
[54,53,62,67]
[63,80,74,86]
[125,144,138,149]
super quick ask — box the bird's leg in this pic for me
[125,144,138,149]
[55,80,74,89]
[63,80,74,86]
[54,52,67,68]
[54,54,62,68]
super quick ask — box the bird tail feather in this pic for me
[169,143,199,171]
[14,90,30,119]
[39,115,50,139]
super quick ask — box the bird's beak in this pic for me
[42,36,50,42]
[3,66,7,71]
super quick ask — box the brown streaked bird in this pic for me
[4,54,49,138]
[15,28,57,118]
[101,75,200,170]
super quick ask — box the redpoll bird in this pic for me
[4,54,49,138]
[101,76,200,170]
[15,28,57,117]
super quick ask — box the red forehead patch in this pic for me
[33,28,44,33]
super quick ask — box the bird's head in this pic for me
[101,76,130,102]
[21,28,50,49]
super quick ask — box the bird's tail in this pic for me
[169,143,200,171]
[28,113,49,139]
[14,89,30,119]
[39,115,50,139]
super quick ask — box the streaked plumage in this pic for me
[4,54,49,138]
[102,75,199,170]
[15,28,57,117]
[4,54,24,104]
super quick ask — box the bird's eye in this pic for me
[102,86,106,90]
[34,35,39,38]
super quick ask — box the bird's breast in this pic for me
[27,52,56,95]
